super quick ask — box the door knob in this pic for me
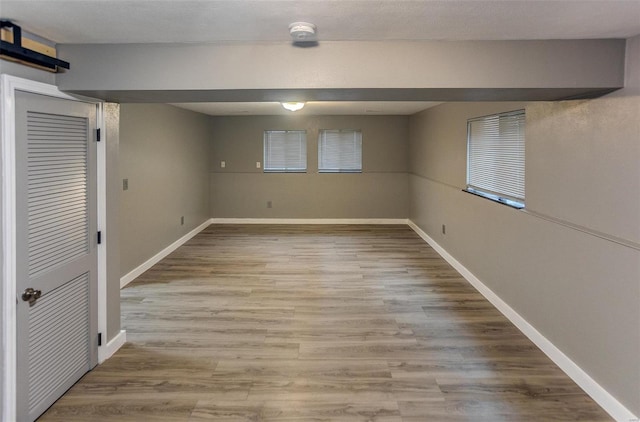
[22,288,42,305]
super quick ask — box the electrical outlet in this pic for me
[221,161,226,168]
[267,201,272,208]
[256,161,261,169]
[181,216,184,225]
[442,224,446,235]
[123,179,128,190]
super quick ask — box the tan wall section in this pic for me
[408,35,640,415]
[526,98,640,243]
[210,115,408,218]
[57,40,624,94]
[1,60,56,85]
[104,103,121,341]
[119,104,211,276]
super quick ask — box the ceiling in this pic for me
[3,0,640,43]
[3,0,639,116]
[172,101,442,116]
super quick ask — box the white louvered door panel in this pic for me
[15,91,98,422]
[27,112,89,277]
[27,273,90,414]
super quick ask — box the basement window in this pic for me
[263,130,307,173]
[318,129,362,173]
[466,110,525,209]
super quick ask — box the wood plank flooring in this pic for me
[39,224,612,421]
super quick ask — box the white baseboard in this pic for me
[120,219,213,288]
[407,220,638,422]
[98,329,126,363]
[209,218,408,225]
[115,216,636,421]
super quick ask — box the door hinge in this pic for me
[96,128,101,142]
[98,333,102,346]
[97,231,102,245]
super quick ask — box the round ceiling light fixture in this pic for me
[289,22,316,42]
[281,102,305,112]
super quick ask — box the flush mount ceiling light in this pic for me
[289,22,316,42]
[281,102,305,112]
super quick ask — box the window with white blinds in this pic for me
[318,129,362,173]
[263,130,307,172]
[466,110,525,208]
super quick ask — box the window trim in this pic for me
[466,109,525,209]
[263,129,307,173]
[318,129,363,173]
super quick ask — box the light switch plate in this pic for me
[221,161,226,168]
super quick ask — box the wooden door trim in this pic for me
[0,74,106,422]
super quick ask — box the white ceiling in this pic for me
[3,0,639,115]
[3,0,640,43]
[171,101,442,116]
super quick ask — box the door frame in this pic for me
[1,74,107,422]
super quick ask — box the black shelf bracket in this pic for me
[0,20,70,70]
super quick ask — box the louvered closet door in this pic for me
[15,91,98,422]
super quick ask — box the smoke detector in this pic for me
[289,22,317,42]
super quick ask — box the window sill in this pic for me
[263,170,307,173]
[463,188,524,209]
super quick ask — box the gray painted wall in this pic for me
[210,115,408,218]
[104,103,121,341]
[56,40,624,103]
[119,104,211,277]
[0,60,56,85]
[408,35,640,415]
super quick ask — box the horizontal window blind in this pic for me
[318,129,362,173]
[467,110,525,207]
[263,130,307,172]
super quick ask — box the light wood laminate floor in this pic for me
[40,225,612,421]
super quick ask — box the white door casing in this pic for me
[1,75,107,422]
